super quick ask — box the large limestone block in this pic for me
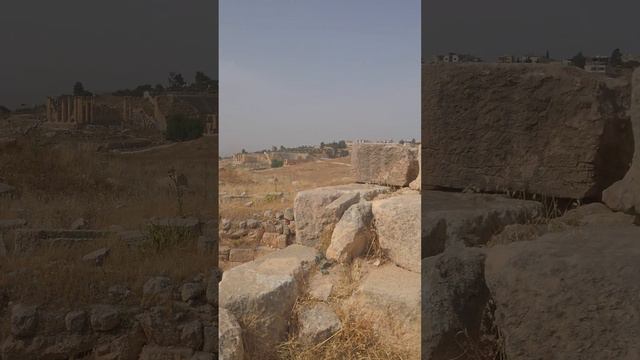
[423,191,542,257]
[326,201,374,263]
[219,245,319,357]
[409,148,421,191]
[604,68,640,213]
[372,194,421,272]
[352,143,419,187]
[294,184,388,249]
[422,248,489,359]
[351,264,420,358]
[485,225,640,360]
[219,308,244,360]
[423,63,634,199]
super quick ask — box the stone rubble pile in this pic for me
[218,143,422,359]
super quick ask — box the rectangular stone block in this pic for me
[352,143,419,187]
[423,63,634,199]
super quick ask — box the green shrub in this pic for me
[166,113,204,141]
[271,159,284,168]
[144,225,195,253]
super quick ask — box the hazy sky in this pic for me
[0,0,217,109]
[220,0,421,156]
[423,0,640,60]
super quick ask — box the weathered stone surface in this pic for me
[0,183,16,198]
[2,334,95,360]
[137,307,182,346]
[352,264,420,357]
[142,276,172,307]
[219,307,244,360]
[180,320,203,350]
[64,310,87,334]
[372,194,421,272]
[326,201,374,263]
[219,245,319,356]
[423,63,634,199]
[352,143,419,187]
[294,184,388,248]
[205,268,221,306]
[13,229,111,253]
[261,232,287,249]
[604,68,640,212]
[297,303,341,345]
[202,325,217,353]
[70,217,87,230]
[0,218,27,231]
[197,235,217,255]
[181,283,205,303]
[485,225,640,360]
[228,248,254,262]
[10,304,38,337]
[81,247,110,266]
[307,272,335,302]
[409,148,421,191]
[90,305,120,332]
[422,248,489,359]
[149,217,202,234]
[138,345,194,360]
[283,208,294,221]
[423,191,542,257]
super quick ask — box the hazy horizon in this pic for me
[0,1,217,110]
[219,1,421,157]
[422,0,640,61]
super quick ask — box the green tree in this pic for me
[610,48,623,67]
[271,159,284,168]
[73,82,92,96]
[165,113,204,141]
[571,52,586,69]
[168,72,186,90]
[194,71,215,92]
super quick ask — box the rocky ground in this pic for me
[422,65,640,359]
[218,142,421,359]
[0,121,220,359]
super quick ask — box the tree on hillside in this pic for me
[193,71,216,92]
[73,82,92,96]
[571,52,586,69]
[168,72,186,90]
[610,48,623,67]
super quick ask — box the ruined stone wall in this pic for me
[45,95,95,127]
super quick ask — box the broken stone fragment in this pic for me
[81,247,110,266]
[90,305,120,332]
[297,303,342,345]
[326,201,374,264]
[11,304,38,337]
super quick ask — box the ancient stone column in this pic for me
[603,68,640,213]
[46,97,52,122]
[61,97,67,123]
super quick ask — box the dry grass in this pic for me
[0,132,217,312]
[0,229,212,309]
[277,302,412,360]
[219,157,354,221]
[0,134,217,228]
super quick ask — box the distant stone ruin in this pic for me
[44,93,218,135]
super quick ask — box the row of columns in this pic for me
[45,96,94,124]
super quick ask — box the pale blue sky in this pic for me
[220,0,420,156]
